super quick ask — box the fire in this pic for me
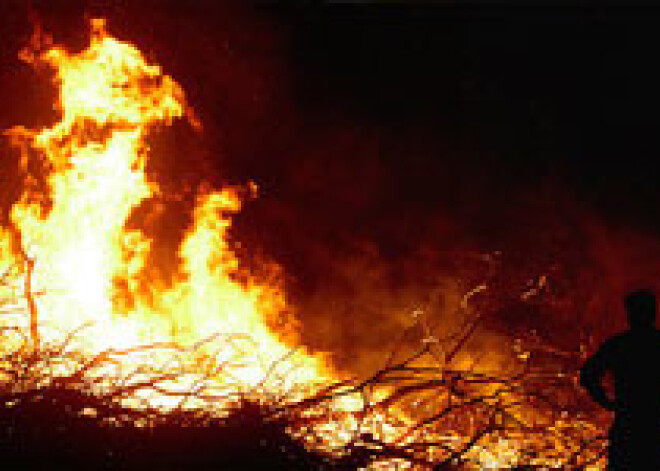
[0,19,609,470]
[2,18,329,393]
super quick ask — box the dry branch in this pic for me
[0,259,609,470]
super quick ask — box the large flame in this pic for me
[2,18,328,392]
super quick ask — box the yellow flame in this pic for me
[3,18,328,390]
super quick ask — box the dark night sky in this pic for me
[281,5,660,226]
[3,1,660,367]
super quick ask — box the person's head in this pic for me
[625,289,657,330]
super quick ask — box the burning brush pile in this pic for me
[0,19,612,469]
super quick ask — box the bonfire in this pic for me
[0,18,609,470]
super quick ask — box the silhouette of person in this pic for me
[581,289,660,470]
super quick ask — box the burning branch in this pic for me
[23,253,39,353]
[0,259,612,469]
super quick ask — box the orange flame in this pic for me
[2,18,329,393]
